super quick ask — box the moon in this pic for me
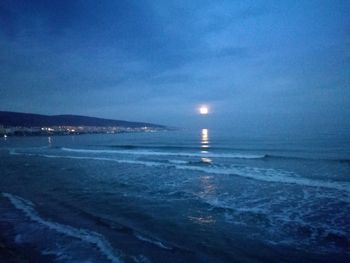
[199,105,209,115]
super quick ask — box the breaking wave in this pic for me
[10,151,350,193]
[2,193,123,263]
[61,147,266,159]
[58,148,350,163]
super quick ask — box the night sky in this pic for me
[0,0,349,134]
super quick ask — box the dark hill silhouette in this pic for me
[0,111,165,128]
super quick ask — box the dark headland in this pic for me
[0,111,167,136]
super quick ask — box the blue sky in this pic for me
[0,0,349,133]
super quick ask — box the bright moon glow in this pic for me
[199,106,209,115]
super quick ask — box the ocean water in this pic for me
[0,129,349,262]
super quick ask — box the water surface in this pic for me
[0,130,349,262]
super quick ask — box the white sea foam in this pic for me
[2,193,123,263]
[220,194,350,252]
[135,233,172,250]
[11,151,350,192]
[175,165,350,192]
[61,147,265,159]
[10,151,167,167]
[168,159,188,164]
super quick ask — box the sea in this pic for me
[0,129,349,263]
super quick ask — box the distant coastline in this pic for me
[0,111,168,137]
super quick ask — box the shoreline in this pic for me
[2,129,171,138]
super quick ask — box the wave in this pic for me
[9,146,350,162]
[11,151,350,193]
[61,147,266,159]
[104,144,202,150]
[60,148,350,163]
[101,144,304,154]
[43,197,175,252]
[135,234,172,250]
[176,165,350,192]
[168,159,189,165]
[264,154,350,163]
[2,193,123,263]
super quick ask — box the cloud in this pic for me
[0,0,349,133]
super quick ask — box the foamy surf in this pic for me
[2,193,123,263]
[176,165,350,192]
[61,147,266,159]
[135,234,172,250]
[10,151,350,193]
[168,159,189,164]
